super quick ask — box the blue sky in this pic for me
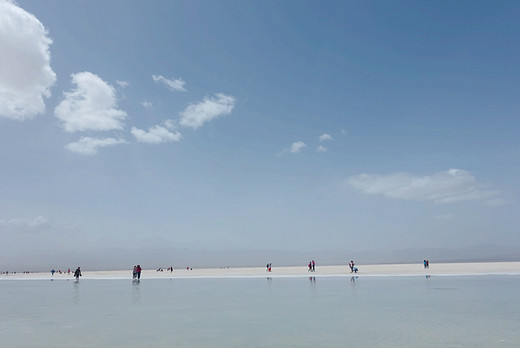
[1,0,519,269]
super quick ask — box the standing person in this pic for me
[132,266,137,279]
[308,261,312,272]
[349,261,355,273]
[312,260,315,272]
[426,260,429,269]
[136,265,142,280]
[170,266,173,273]
[74,267,82,280]
[423,260,427,269]
[268,263,272,272]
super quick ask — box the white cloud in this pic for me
[316,145,327,152]
[341,129,348,135]
[179,93,236,129]
[152,74,187,92]
[116,80,129,88]
[55,72,127,132]
[131,121,182,144]
[319,133,333,142]
[0,0,56,120]
[65,136,126,155]
[290,141,306,154]
[346,169,500,204]
[141,101,153,109]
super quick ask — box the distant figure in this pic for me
[353,266,358,273]
[132,266,137,279]
[268,263,272,272]
[349,261,355,273]
[67,269,71,275]
[308,261,312,272]
[312,260,315,272]
[423,260,427,269]
[170,266,173,273]
[426,260,429,268]
[51,269,55,276]
[74,267,82,280]
[136,265,142,280]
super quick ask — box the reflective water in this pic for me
[1,275,519,347]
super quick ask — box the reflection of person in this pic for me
[136,265,142,280]
[74,267,82,280]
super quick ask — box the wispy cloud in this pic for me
[179,93,236,129]
[141,101,153,109]
[152,74,187,92]
[116,80,129,88]
[0,216,50,230]
[316,145,327,152]
[131,120,182,144]
[0,0,56,120]
[319,133,333,142]
[346,169,500,204]
[65,136,126,155]
[55,72,127,132]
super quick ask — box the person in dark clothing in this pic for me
[74,267,82,280]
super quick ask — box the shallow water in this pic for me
[1,275,519,347]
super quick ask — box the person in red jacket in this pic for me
[136,265,142,280]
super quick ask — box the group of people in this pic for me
[308,260,316,272]
[423,260,430,269]
[49,267,82,279]
[349,260,358,273]
[132,265,142,280]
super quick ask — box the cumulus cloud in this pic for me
[55,72,127,132]
[152,74,187,92]
[65,136,126,155]
[179,93,236,129]
[346,169,500,204]
[0,0,56,120]
[131,120,182,144]
[290,141,306,154]
[319,133,333,142]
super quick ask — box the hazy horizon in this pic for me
[1,1,519,271]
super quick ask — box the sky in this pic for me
[1,0,519,270]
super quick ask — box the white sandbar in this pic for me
[2,261,520,280]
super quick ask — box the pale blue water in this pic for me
[1,275,519,347]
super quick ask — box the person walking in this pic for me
[74,267,82,280]
[312,260,315,272]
